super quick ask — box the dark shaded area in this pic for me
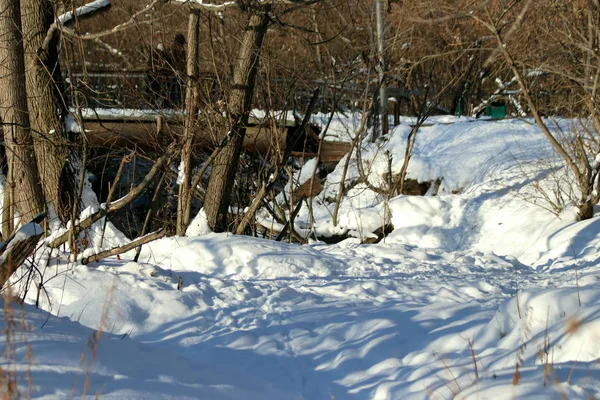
[86,151,185,238]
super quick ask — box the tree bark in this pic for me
[2,161,14,238]
[21,0,77,224]
[204,9,270,232]
[176,10,201,236]
[0,223,43,289]
[0,0,45,223]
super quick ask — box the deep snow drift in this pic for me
[2,116,600,399]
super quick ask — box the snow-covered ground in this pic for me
[2,116,600,399]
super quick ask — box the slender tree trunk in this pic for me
[204,9,270,232]
[21,0,77,224]
[310,7,322,71]
[375,0,387,138]
[2,162,14,237]
[176,10,200,236]
[0,0,45,223]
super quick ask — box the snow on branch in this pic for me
[53,0,163,42]
[172,0,237,11]
[172,0,316,11]
[57,0,111,25]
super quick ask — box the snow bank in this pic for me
[2,116,600,399]
[287,117,574,263]
[163,234,343,279]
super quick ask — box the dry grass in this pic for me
[565,318,581,335]
[0,288,35,399]
[0,266,118,400]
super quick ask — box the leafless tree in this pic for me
[21,0,80,224]
[0,0,45,230]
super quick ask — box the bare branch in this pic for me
[81,228,166,265]
[484,9,582,188]
[406,0,491,24]
[234,88,320,235]
[172,0,237,11]
[48,144,177,249]
[482,0,533,69]
[53,0,165,42]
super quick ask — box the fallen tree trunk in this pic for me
[0,213,46,289]
[82,228,166,265]
[82,119,349,162]
[48,144,176,249]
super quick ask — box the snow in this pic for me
[282,117,563,242]
[2,116,600,399]
[173,0,237,12]
[10,221,43,241]
[0,221,43,259]
[275,157,318,205]
[176,159,186,185]
[75,108,182,121]
[186,208,211,236]
[57,0,111,25]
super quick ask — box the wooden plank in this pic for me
[320,141,353,163]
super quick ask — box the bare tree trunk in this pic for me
[2,162,14,237]
[204,9,270,232]
[310,7,323,71]
[21,0,77,224]
[0,0,45,223]
[176,10,200,236]
[375,0,387,139]
[82,228,166,265]
[0,221,43,289]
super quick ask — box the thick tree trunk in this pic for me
[0,221,44,289]
[579,200,594,220]
[176,10,200,236]
[0,0,45,223]
[204,10,270,232]
[21,0,77,224]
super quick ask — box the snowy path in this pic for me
[7,235,597,399]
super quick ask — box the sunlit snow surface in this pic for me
[2,116,600,399]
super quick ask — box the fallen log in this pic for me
[48,144,176,249]
[81,228,166,265]
[78,110,351,162]
[0,213,46,289]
